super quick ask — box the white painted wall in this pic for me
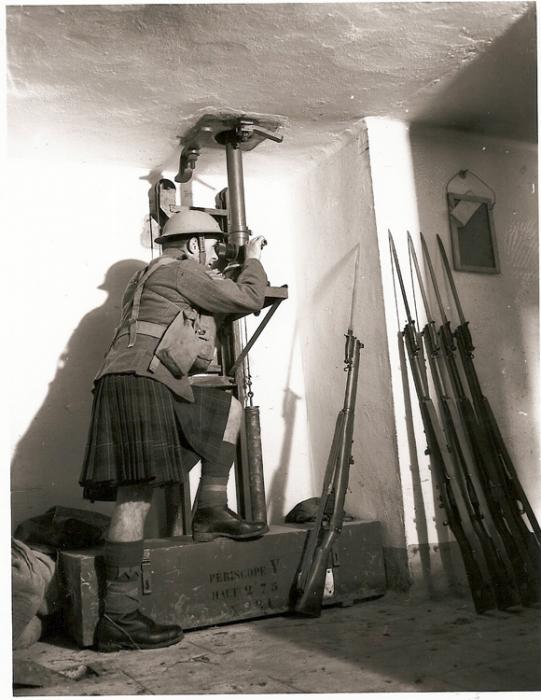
[366,118,439,549]
[9,120,537,589]
[8,157,153,527]
[8,155,313,532]
[409,123,540,513]
[365,118,540,554]
[262,126,407,556]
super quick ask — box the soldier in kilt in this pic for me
[80,210,269,651]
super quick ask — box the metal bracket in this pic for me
[331,545,341,567]
[149,178,177,227]
[228,287,288,377]
[176,148,200,184]
[175,114,283,184]
[141,549,152,595]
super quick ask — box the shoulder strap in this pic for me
[127,257,177,347]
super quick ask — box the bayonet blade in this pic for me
[437,235,467,325]
[407,232,434,323]
[420,233,449,325]
[389,230,414,325]
[348,244,361,333]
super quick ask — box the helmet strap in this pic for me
[197,235,206,265]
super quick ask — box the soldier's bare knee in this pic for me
[223,397,242,443]
[229,396,242,420]
[116,483,153,506]
[108,484,153,541]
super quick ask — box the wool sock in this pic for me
[102,539,143,618]
[198,441,237,508]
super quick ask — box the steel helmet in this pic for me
[154,209,222,244]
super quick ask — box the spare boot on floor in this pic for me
[192,506,268,542]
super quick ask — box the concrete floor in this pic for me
[12,591,541,695]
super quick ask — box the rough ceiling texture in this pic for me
[7,2,537,176]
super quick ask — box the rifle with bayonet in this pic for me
[436,234,541,600]
[292,247,363,617]
[420,232,536,605]
[390,231,494,614]
[409,232,518,610]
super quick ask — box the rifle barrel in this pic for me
[412,362,496,613]
[292,335,362,617]
[422,328,518,610]
[295,411,345,596]
[391,235,496,613]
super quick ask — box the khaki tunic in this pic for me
[95,255,268,402]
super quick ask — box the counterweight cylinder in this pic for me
[244,405,267,525]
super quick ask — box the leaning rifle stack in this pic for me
[389,230,541,613]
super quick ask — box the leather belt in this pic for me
[116,320,167,340]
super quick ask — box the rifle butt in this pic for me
[292,531,338,617]
[460,548,497,614]
[292,559,327,617]
[484,545,521,611]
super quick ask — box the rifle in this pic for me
[390,231,494,614]
[292,247,363,617]
[409,233,518,610]
[436,235,541,599]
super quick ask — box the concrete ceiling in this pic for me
[6,2,537,177]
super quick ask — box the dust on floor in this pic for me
[11,591,541,695]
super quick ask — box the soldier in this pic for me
[80,210,268,651]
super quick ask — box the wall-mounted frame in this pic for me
[447,193,500,274]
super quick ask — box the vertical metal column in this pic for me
[225,142,250,253]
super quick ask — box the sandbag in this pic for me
[11,538,58,648]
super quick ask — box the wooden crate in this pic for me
[60,521,386,647]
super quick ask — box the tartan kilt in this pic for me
[79,374,232,502]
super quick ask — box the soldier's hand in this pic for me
[245,235,267,261]
[205,269,225,280]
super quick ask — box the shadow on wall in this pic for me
[403,8,539,591]
[409,13,539,495]
[10,259,146,529]
[394,332,435,596]
[266,324,301,523]
[267,246,361,521]
[414,7,537,143]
